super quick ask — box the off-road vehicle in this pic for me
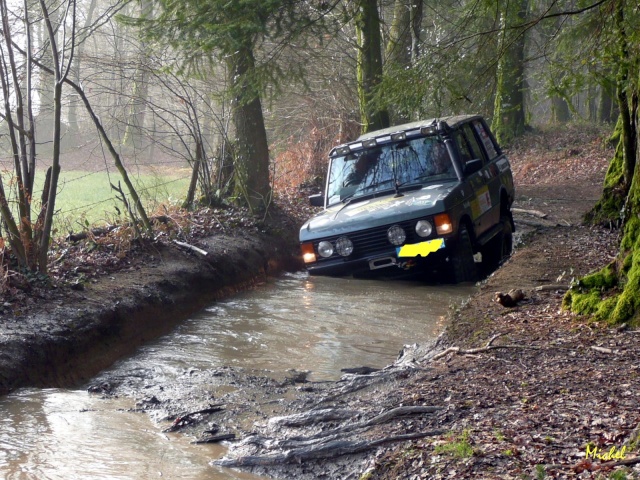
[299,115,515,282]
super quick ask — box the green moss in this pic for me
[621,216,640,252]
[577,262,618,290]
[609,255,640,324]
[584,121,627,226]
[563,262,618,318]
[565,290,602,315]
[596,297,618,321]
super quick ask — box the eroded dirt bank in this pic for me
[0,230,302,396]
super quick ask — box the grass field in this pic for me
[22,168,192,234]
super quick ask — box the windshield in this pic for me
[326,135,456,206]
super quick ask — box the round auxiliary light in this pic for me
[387,225,406,246]
[335,236,354,257]
[317,241,334,258]
[415,220,433,237]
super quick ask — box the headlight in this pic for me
[415,220,433,237]
[335,237,353,257]
[317,241,334,258]
[387,225,406,246]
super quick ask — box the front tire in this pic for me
[450,225,478,283]
[482,216,513,273]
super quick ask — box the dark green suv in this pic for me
[299,115,515,282]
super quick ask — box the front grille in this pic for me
[315,220,423,261]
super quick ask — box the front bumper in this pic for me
[305,239,450,276]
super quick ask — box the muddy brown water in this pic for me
[0,272,475,479]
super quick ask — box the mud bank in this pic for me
[0,231,302,396]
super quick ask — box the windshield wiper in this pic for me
[392,180,426,195]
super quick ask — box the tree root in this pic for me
[316,367,419,405]
[214,431,446,468]
[268,408,360,428]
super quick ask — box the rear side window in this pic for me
[472,120,499,160]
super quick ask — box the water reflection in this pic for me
[0,389,260,480]
[104,272,475,385]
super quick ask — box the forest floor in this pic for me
[2,123,638,480]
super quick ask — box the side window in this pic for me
[454,131,473,165]
[462,125,486,164]
[472,120,499,160]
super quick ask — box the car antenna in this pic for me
[392,142,404,198]
[394,180,403,198]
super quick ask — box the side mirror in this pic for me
[463,159,483,175]
[309,193,325,207]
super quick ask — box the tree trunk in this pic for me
[613,0,636,187]
[184,139,203,209]
[67,0,97,134]
[122,64,150,149]
[226,44,271,213]
[551,96,571,123]
[385,0,422,124]
[355,0,390,133]
[410,0,422,62]
[598,84,615,124]
[34,4,58,144]
[385,0,411,68]
[491,0,528,145]
[123,0,151,151]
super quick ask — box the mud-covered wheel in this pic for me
[450,224,478,283]
[483,216,513,273]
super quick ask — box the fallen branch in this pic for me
[215,430,447,467]
[431,333,509,361]
[67,225,117,242]
[512,207,548,218]
[163,405,224,432]
[173,240,209,257]
[590,346,618,355]
[192,433,235,444]
[599,455,640,468]
[515,217,565,228]
[432,343,553,361]
[535,284,570,292]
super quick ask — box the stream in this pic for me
[0,272,475,479]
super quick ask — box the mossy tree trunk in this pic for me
[583,119,627,226]
[355,0,390,134]
[491,0,528,145]
[384,0,422,124]
[584,0,637,227]
[565,0,640,325]
[226,44,271,213]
